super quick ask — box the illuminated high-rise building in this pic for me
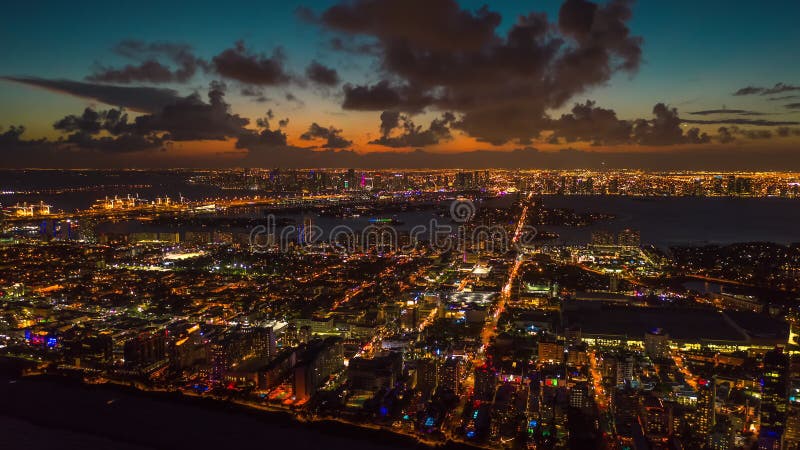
[761,348,789,429]
[611,386,639,439]
[474,365,497,401]
[293,337,344,400]
[210,341,228,382]
[251,325,277,360]
[708,418,735,450]
[644,328,670,360]
[123,328,166,368]
[569,382,590,409]
[400,305,419,331]
[591,230,615,246]
[538,339,565,364]
[641,396,668,441]
[785,379,800,450]
[439,357,461,394]
[618,228,641,247]
[696,384,716,440]
[299,216,314,245]
[347,352,402,391]
[758,428,783,450]
[414,358,438,396]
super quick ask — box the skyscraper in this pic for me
[644,329,670,360]
[618,229,641,247]
[439,357,462,394]
[641,395,668,440]
[761,348,789,429]
[415,358,438,396]
[785,379,800,450]
[474,365,497,401]
[696,384,716,440]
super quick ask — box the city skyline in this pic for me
[3,168,800,450]
[3,3,800,447]
[1,0,800,169]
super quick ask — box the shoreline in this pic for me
[0,362,476,450]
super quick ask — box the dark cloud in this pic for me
[305,61,340,86]
[717,127,735,144]
[733,86,764,96]
[315,0,643,145]
[632,103,709,146]
[236,111,288,150]
[53,107,107,135]
[17,81,252,150]
[763,83,800,95]
[720,126,772,140]
[377,111,401,137]
[688,109,767,116]
[89,60,176,84]
[2,106,163,155]
[285,92,305,106]
[0,125,45,147]
[547,101,709,146]
[739,128,773,139]
[212,41,291,86]
[777,127,800,137]
[53,107,132,136]
[236,128,288,149]
[0,125,23,142]
[341,81,404,110]
[0,126,62,165]
[133,81,249,141]
[254,109,289,130]
[45,85,253,152]
[785,103,800,110]
[264,109,276,121]
[733,82,800,96]
[1,77,182,113]
[240,87,270,103]
[549,100,632,145]
[0,124,187,168]
[300,123,352,148]
[684,127,709,144]
[88,40,205,84]
[369,112,455,147]
[5,123,800,170]
[681,118,800,126]
[62,131,164,153]
[768,95,799,101]
[319,0,501,51]
[240,87,262,97]
[714,125,790,143]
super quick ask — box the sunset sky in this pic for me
[1,0,799,169]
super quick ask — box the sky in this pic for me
[1,0,799,169]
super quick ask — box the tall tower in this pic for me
[696,383,716,440]
[299,216,313,245]
[761,349,789,427]
[474,365,498,401]
[439,357,461,394]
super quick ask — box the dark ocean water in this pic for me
[537,195,800,247]
[3,170,800,247]
[0,375,425,450]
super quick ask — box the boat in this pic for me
[368,217,404,225]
